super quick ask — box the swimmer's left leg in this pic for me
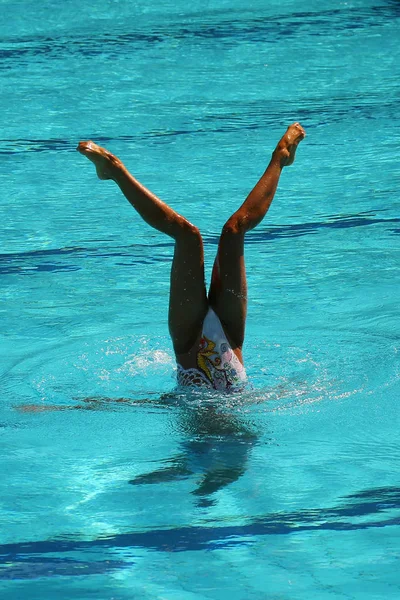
[77,141,208,356]
[208,123,306,352]
[77,141,196,239]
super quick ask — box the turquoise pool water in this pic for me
[1,0,400,598]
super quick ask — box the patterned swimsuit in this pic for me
[177,308,247,392]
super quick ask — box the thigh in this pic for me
[168,227,208,355]
[208,225,247,349]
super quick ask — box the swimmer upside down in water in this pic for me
[78,123,305,391]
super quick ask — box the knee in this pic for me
[186,222,202,240]
[222,216,247,236]
[178,220,202,245]
[188,222,201,237]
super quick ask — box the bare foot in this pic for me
[274,122,306,167]
[77,141,120,180]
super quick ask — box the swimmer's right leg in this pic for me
[77,141,208,355]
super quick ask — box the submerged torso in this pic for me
[176,308,247,391]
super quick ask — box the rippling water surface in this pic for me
[1,0,400,598]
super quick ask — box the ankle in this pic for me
[272,147,290,168]
[107,155,124,178]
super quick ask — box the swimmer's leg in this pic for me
[208,123,306,351]
[77,142,208,354]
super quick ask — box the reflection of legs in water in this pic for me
[129,404,258,507]
[128,456,192,485]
